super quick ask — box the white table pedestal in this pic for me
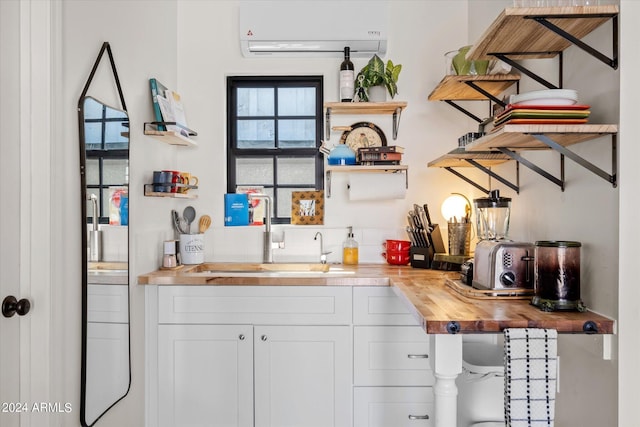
[430,334,463,427]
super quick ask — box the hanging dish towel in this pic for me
[504,328,558,427]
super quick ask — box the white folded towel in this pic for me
[504,328,558,427]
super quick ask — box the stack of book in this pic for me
[357,146,404,166]
[492,103,591,132]
[149,78,189,134]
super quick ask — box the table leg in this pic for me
[429,334,463,427]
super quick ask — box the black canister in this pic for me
[532,241,585,312]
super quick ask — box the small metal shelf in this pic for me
[323,101,407,141]
[143,122,198,147]
[325,164,408,198]
[144,183,198,199]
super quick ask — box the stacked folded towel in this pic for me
[504,328,558,427]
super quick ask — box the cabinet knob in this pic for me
[239,334,245,341]
[2,296,31,318]
[408,414,429,420]
[261,335,268,341]
[407,354,429,359]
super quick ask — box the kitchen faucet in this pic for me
[314,232,332,264]
[248,194,283,263]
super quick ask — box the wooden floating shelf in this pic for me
[428,74,521,101]
[144,184,198,199]
[428,149,511,168]
[325,164,408,173]
[464,123,618,151]
[323,101,407,115]
[143,122,198,147]
[466,5,619,61]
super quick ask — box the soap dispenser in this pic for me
[343,226,359,265]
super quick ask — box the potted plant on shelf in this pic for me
[354,54,402,102]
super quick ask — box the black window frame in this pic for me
[227,75,324,224]
[84,100,129,224]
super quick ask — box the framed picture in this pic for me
[291,190,324,225]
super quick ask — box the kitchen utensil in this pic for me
[172,210,185,236]
[474,189,511,241]
[405,226,417,246]
[199,215,212,234]
[183,206,196,234]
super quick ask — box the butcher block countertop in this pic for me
[138,263,615,335]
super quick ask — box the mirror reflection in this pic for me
[80,96,130,426]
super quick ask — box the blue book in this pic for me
[149,78,168,131]
[224,194,249,226]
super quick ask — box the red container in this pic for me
[382,250,411,265]
[383,240,411,252]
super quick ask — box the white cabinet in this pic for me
[157,324,254,427]
[254,325,352,427]
[352,287,434,427]
[149,286,352,427]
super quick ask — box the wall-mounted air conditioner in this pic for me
[239,1,388,58]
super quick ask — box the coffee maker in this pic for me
[471,190,534,291]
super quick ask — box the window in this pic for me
[227,76,324,224]
[83,97,129,223]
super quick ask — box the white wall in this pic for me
[55,1,631,425]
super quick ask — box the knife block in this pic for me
[410,246,432,269]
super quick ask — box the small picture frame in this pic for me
[291,190,324,225]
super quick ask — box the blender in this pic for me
[471,190,534,291]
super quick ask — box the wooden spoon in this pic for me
[199,215,212,234]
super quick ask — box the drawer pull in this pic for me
[407,354,429,359]
[239,334,245,341]
[261,335,268,341]
[408,414,429,420]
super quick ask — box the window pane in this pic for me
[277,157,316,185]
[236,157,274,185]
[103,159,129,186]
[278,119,316,148]
[237,88,274,116]
[278,87,315,116]
[83,97,104,119]
[237,120,275,149]
[86,158,100,185]
[84,123,102,149]
[105,121,129,150]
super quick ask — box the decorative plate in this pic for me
[339,122,387,152]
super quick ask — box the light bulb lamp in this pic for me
[441,193,471,224]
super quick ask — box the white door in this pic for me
[254,325,352,427]
[0,1,54,426]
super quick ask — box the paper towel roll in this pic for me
[348,172,406,201]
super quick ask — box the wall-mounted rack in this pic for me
[144,122,198,147]
[323,102,407,141]
[143,183,198,199]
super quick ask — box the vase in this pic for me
[367,85,387,102]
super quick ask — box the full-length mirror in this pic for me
[79,43,130,427]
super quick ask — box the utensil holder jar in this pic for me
[448,222,471,256]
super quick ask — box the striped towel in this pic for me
[504,328,558,427]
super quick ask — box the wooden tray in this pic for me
[445,278,533,300]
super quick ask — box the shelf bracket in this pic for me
[325,107,332,141]
[530,133,617,187]
[528,14,618,70]
[392,107,403,140]
[443,100,483,123]
[442,159,520,195]
[463,81,507,107]
[491,53,561,90]
[497,147,566,191]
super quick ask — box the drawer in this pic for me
[353,387,434,427]
[87,284,129,323]
[353,287,418,325]
[353,326,434,386]
[158,286,352,325]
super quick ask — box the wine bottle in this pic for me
[339,47,354,102]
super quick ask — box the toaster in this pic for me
[472,240,534,290]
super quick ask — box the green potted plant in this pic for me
[354,54,402,102]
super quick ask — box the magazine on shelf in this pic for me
[165,89,188,129]
[149,78,168,131]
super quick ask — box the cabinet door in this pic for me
[158,324,253,427]
[254,325,352,427]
